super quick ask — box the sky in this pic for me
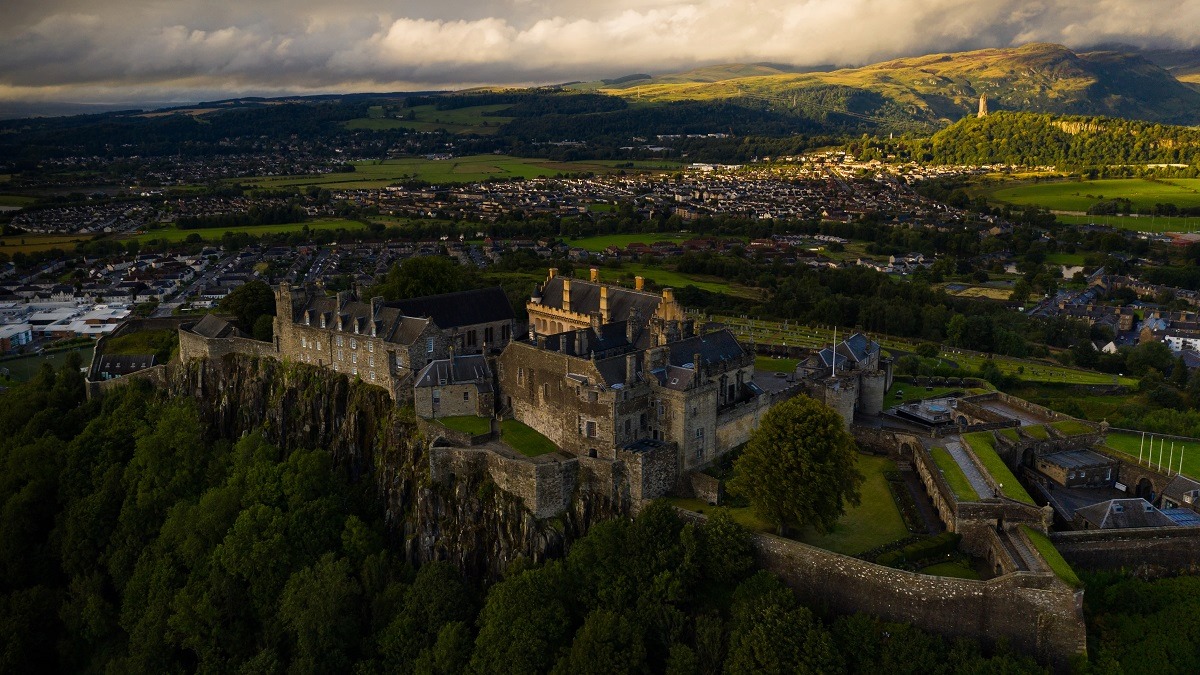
[3,0,1200,104]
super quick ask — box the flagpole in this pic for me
[1169,443,1175,477]
[1140,431,1146,466]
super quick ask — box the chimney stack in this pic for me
[548,267,558,279]
[626,352,638,385]
[562,278,572,312]
[693,352,703,384]
[448,346,455,382]
[590,268,599,282]
[600,286,610,323]
[635,276,645,291]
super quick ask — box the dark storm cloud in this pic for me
[2,1,1199,101]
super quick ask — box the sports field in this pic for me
[568,233,692,252]
[241,155,680,189]
[131,218,367,243]
[1105,431,1200,480]
[987,178,1200,213]
[1053,213,1200,233]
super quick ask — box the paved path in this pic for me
[944,438,996,499]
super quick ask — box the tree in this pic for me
[727,396,863,535]
[370,256,477,301]
[218,280,275,336]
[552,609,647,675]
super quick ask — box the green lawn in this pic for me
[0,346,94,381]
[435,415,492,436]
[930,447,981,502]
[988,178,1200,213]
[799,455,911,555]
[132,218,367,243]
[0,233,95,254]
[1104,431,1200,479]
[500,419,559,457]
[1043,252,1087,265]
[666,498,774,533]
[102,329,177,360]
[961,432,1036,505]
[1051,419,1094,436]
[344,104,514,135]
[1021,526,1081,587]
[921,560,982,580]
[0,195,38,207]
[754,356,799,373]
[1024,425,1050,440]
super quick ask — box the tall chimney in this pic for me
[548,267,558,279]
[562,278,572,312]
[590,268,599,282]
[662,288,674,304]
[693,352,703,385]
[626,352,638,385]
[600,286,610,323]
[635,276,645,291]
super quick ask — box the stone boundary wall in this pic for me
[671,508,1086,670]
[689,472,723,505]
[955,398,1012,425]
[964,391,1067,423]
[84,317,191,398]
[429,446,580,519]
[1050,527,1200,576]
[178,327,280,363]
[86,363,171,398]
[911,445,957,529]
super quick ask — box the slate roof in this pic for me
[296,292,431,346]
[1040,449,1115,470]
[837,332,879,362]
[541,323,633,358]
[816,347,850,370]
[666,330,746,367]
[1162,474,1200,505]
[414,354,492,388]
[190,314,241,339]
[388,287,513,329]
[1075,499,1176,529]
[536,278,661,322]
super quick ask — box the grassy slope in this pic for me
[436,415,492,436]
[799,455,910,555]
[1021,525,1081,587]
[132,218,366,243]
[962,432,1036,505]
[499,419,558,457]
[931,447,982,502]
[988,178,1200,212]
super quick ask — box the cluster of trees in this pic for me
[922,112,1200,168]
[176,203,307,230]
[218,279,277,341]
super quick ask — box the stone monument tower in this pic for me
[978,94,988,118]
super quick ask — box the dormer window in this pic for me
[304,311,311,326]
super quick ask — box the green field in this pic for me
[798,455,911,555]
[1053,213,1200,233]
[920,560,981,580]
[610,263,761,299]
[242,155,680,190]
[0,233,95,253]
[1105,431,1200,480]
[1021,525,1081,587]
[0,346,94,382]
[345,104,514,135]
[961,432,1035,505]
[131,218,367,243]
[930,447,982,502]
[0,195,37,207]
[568,234,693,252]
[988,178,1200,213]
[713,316,1136,386]
[499,419,558,458]
[1042,252,1087,266]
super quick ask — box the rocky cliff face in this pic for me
[163,354,622,579]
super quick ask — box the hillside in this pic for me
[599,43,1200,127]
[924,111,1200,167]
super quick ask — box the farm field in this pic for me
[242,155,680,190]
[612,263,762,299]
[0,194,38,207]
[987,178,1200,213]
[131,218,367,243]
[344,104,514,135]
[0,233,95,254]
[1105,431,1200,480]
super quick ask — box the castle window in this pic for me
[518,367,524,383]
[351,339,357,349]
[337,349,343,361]
[586,420,597,438]
[368,342,374,353]
[484,326,494,343]
[467,330,477,347]
[320,315,326,328]
[502,324,510,340]
[369,355,374,367]
[352,353,357,364]
[543,383,549,399]
[370,371,376,381]
[301,336,306,348]
[463,391,470,402]
[433,389,440,405]
[426,337,435,354]
[336,335,343,347]
[353,367,358,376]
[624,419,631,435]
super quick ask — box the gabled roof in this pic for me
[388,287,513,329]
[817,347,849,370]
[1075,499,1176,529]
[1162,474,1200,504]
[190,314,241,339]
[414,354,492,388]
[536,277,661,323]
[666,330,746,367]
[838,332,878,362]
[96,354,157,375]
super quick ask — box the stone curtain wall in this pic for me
[1051,527,1200,576]
[429,446,581,520]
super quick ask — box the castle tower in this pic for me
[978,94,988,118]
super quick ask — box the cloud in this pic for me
[2,0,1199,102]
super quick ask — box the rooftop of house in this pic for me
[414,354,492,388]
[388,286,514,329]
[189,314,242,339]
[1075,498,1176,529]
[533,276,662,323]
[1040,449,1117,471]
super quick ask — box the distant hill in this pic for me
[598,43,1200,127]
